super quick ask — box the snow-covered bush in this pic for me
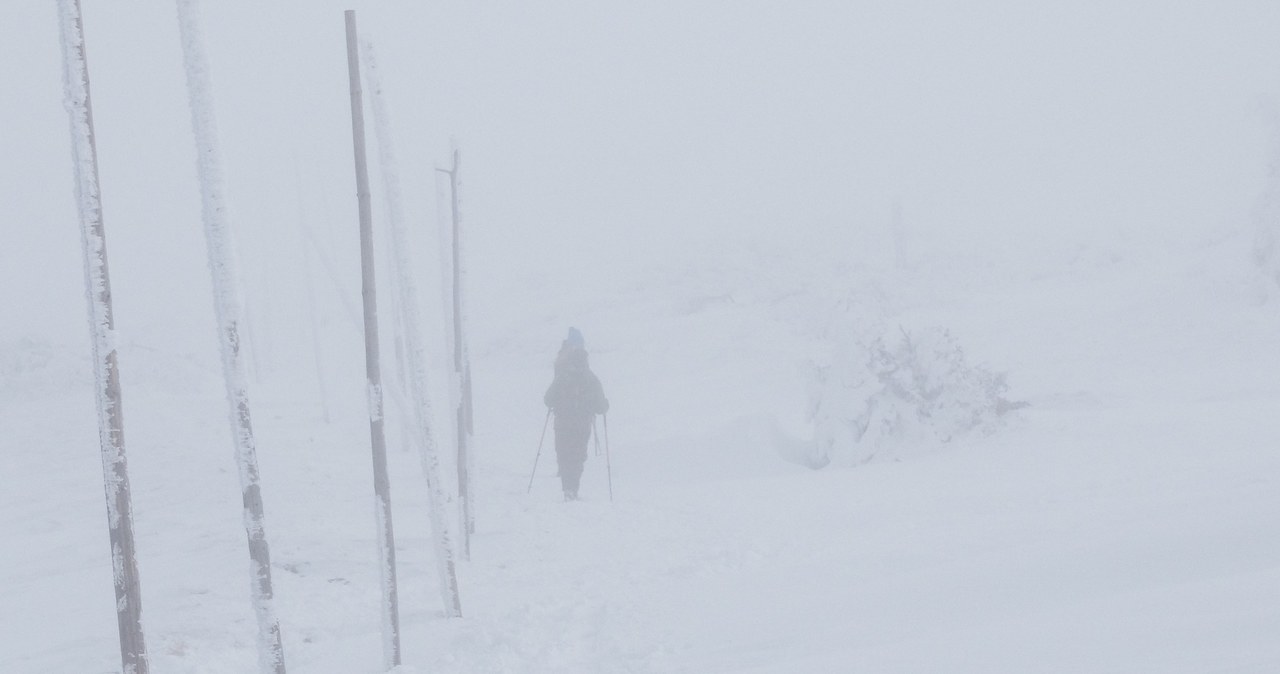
[1252,122,1280,296]
[1253,179,1280,293]
[800,326,1022,468]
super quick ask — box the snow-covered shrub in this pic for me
[1253,182,1280,293]
[1252,122,1280,296]
[801,326,1022,468]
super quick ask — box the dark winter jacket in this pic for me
[544,346,609,425]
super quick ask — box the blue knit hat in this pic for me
[566,327,585,348]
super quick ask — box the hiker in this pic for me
[543,328,609,500]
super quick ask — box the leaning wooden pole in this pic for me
[174,2,286,672]
[358,35,463,616]
[356,39,414,445]
[345,13,402,669]
[56,3,150,672]
[359,33,463,619]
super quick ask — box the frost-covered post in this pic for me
[173,1,286,672]
[438,147,476,552]
[56,3,150,672]
[345,13,402,668]
[359,36,464,616]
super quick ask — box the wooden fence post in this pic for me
[56,2,150,671]
[174,1,286,671]
[346,12,402,668]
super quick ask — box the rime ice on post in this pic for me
[173,1,286,672]
[360,36,464,614]
[439,146,477,554]
[457,150,476,541]
[346,13,405,668]
[56,2,150,672]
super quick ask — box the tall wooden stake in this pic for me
[438,148,475,555]
[174,1,285,671]
[56,3,150,672]
[360,36,463,618]
[346,12,402,668]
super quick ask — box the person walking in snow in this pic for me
[544,328,609,500]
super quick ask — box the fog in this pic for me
[8,3,1280,671]
[5,1,1280,351]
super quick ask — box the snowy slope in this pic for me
[4,231,1279,673]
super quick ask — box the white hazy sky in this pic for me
[4,1,1280,349]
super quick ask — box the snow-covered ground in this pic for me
[8,3,1280,671]
[4,229,1279,672]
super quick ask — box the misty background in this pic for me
[5,1,1280,359]
[8,2,1280,671]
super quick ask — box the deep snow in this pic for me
[3,231,1279,672]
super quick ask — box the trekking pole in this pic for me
[603,413,614,502]
[526,409,552,493]
[590,420,610,500]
